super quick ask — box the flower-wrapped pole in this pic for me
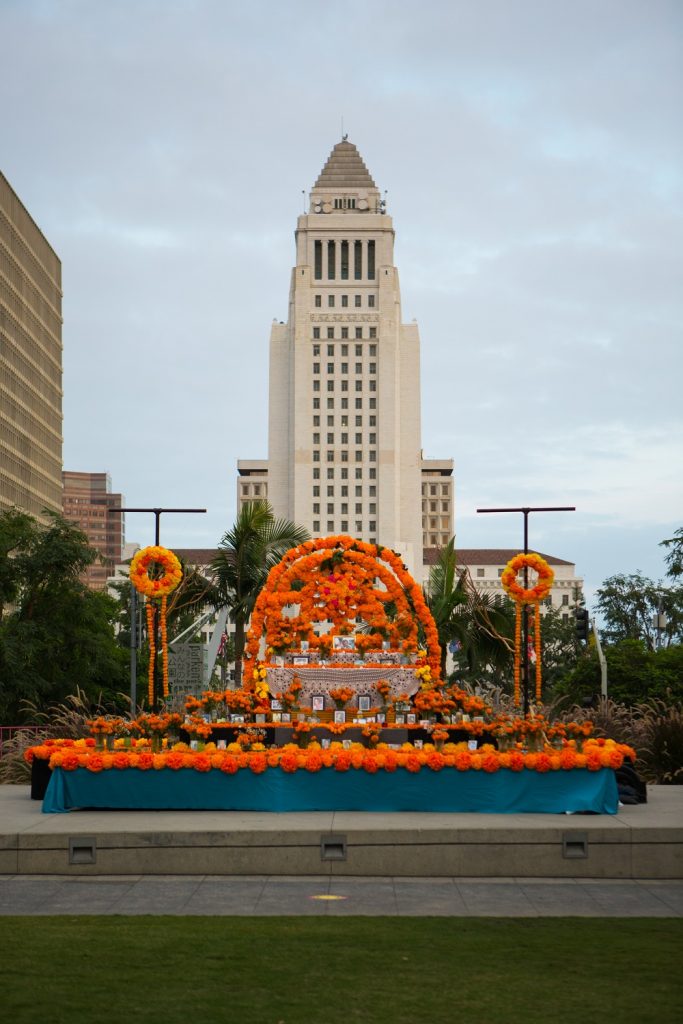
[501,552,554,708]
[129,545,183,707]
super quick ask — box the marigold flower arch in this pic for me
[243,535,442,683]
[501,552,554,707]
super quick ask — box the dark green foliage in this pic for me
[210,500,309,686]
[596,571,683,648]
[554,639,683,708]
[0,509,128,723]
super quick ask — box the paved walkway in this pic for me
[1,874,681,916]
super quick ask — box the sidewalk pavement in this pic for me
[1,874,681,916]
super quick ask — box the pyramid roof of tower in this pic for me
[314,140,377,189]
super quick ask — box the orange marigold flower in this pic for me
[426,752,444,772]
[249,753,268,774]
[112,752,130,770]
[535,753,552,773]
[507,751,525,772]
[279,752,299,773]
[405,754,421,773]
[362,753,379,773]
[221,755,239,774]
[86,754,104,773]
[481,752,499,773]
[166,752,185,771]
[137,752,154,770]
[193,754,212,772]
[305,752,323,773]
[334,752,352,772]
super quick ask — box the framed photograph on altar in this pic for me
[376,712,386,724]
[271,712,281,723]
[311,694,325,713]
[231,715,245,724]
[357,695,371,713]
[394,714,405,725]
[334,710,346,724]
[280,712,291,723]
[406,713,417,725]
[275,656,285,667]
[270,699,282,711]
[332,635,356,651]
[293,656,309,666]
[301,640,309,651]
[255,713,266,724]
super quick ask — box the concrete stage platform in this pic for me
[0,784,680,879]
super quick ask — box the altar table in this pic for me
[42,766,619,815]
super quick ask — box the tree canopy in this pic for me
[0,509,128,723]
[210,501,309,686]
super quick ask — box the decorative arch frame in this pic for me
[243,535,441,683]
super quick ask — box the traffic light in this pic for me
[575,606,590,642]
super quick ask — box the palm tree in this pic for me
[210,501,309,687]
[424,538,513,679]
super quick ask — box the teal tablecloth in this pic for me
[42,766,619,814]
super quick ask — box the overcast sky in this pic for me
[2,0,681,603]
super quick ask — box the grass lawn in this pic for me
[1,917,680,1023]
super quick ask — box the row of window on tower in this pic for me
[314,240,375,280]
[314,293,375,308]
[313,327,377,340]
[314,345,378,358]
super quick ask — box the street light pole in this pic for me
[110,507,207,707]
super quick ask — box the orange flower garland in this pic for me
[501,552,554,706]
[129,545,183,598]
[130,545,182,706]
[37,737,636,777]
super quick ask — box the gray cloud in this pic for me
[1,0,680,596]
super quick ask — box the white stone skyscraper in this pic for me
[238,140,453,578]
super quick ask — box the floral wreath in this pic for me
[501,552,554,604]
[129,545,183,706]
[130,545,183,598]
[243,535,441,683]
[500,552,554,707]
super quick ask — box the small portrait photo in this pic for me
[311,694,325,712]
[271,712,282,723]
[394,714,405,725]
[270,699,282,711]
[300,641,309,651]
[293,656,309,666]
[280,712,291,723]
[406,713,417,725]
[334,710,346,724]
[332,635,356,651]
[357,695,371,713]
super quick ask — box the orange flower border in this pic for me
[30,737,635,777]
[129,545,183,598]
[244,536,441,682]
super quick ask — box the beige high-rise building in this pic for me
[238,139,453,578]
[0,172,63,519]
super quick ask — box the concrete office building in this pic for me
[62,471,124,590]
[0,172,63,519]
[238,139,453,578]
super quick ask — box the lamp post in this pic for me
[110,506,207,708]
[476,505,575,714]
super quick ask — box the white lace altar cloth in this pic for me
[266,665,418,706]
